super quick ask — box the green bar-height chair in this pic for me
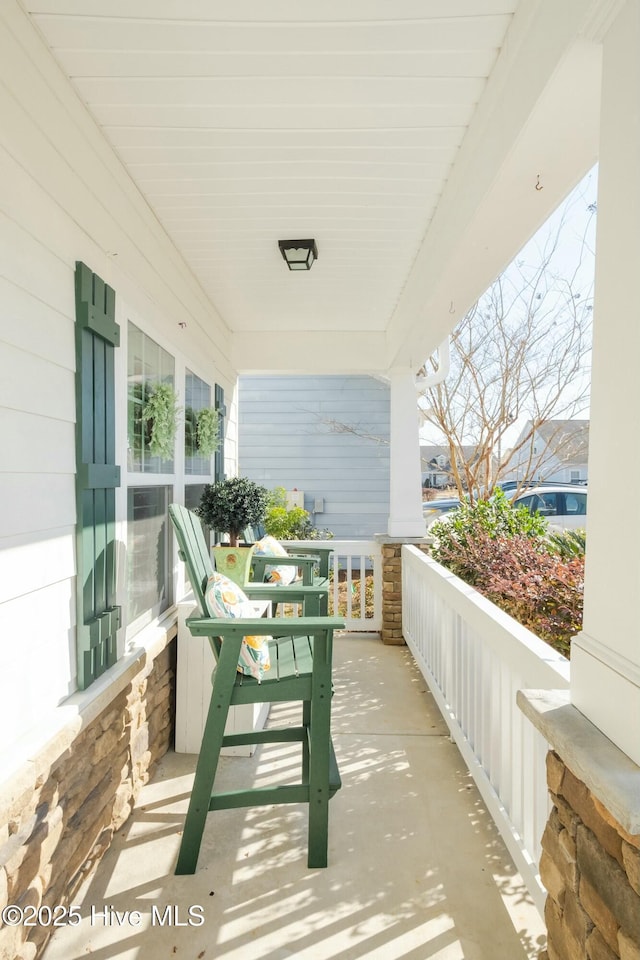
[169,504,344,874]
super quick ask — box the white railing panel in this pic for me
[285,539,382,631]
[402,545,570,915]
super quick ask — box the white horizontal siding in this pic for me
[0,277,75,370]
[0,475,75,540]
[0,409,74,474]
[0,2,238,745]
[0,578,76,737]
[0,343,74,422]
[0,529,75,605]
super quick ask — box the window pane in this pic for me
[127,485,172,630]
[185,483,207,513]
[539,493,558,516]
[185,369,212,475]
[128,321,176,473]
[184,483,210,572]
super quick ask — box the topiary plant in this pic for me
[197,477,269,546]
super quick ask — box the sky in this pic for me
[419,164,598,449]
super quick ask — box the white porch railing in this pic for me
[286,539,383,631]
[402,545,570,914]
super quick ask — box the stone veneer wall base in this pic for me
[0,629,176,960]
[519,689,640,960]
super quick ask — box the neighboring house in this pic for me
[420,444,498,490]
[420,445,451,488]
[239,375,390,539]
[503,420,589,484]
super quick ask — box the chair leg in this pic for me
[306,663,332,868]
[302,700,311,783]
[175,650,237,875]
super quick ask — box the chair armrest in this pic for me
[185,615,345,637]
[284,545,334,579]
[251,553,318,585]
[242,583,327,601]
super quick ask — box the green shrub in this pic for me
[264,504,310,539]
[430,490,582,656]
[263,487,333,540]
[546,528,587,559]
[430,487,547,570]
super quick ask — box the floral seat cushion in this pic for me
[204,572,271,681]
[253,535,298,585]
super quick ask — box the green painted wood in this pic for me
[169,504,330,615]
[77,464,121,488]
[214,384,226,483]
[74,262,121,690]
[170,503,344,875]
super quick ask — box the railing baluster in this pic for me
[401,545,569,916]
[285,539,382,630]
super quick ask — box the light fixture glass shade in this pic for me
[278,239,318,271]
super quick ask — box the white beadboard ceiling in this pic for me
[22,0,604,372]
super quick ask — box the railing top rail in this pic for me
[283,539,381,554]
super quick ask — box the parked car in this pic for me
[497,479,585,493]
[423,497,461,529]
[513,485,587,530]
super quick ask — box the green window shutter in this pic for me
[74,262,121,689]
[214,384,226,482]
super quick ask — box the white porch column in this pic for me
[387,367,424,537]
[571,0,640,765]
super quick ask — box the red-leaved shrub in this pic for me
[434,529,583,657]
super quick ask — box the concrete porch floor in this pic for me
[44,634,547,960]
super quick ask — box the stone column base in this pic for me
[378,539,431,645]
[518,690,640,960]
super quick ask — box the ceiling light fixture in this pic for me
[278,239,318,271]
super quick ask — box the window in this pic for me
[570,471,581,483]
[127,486,173,631]
[519,494,557,517]
[128,321,176,473]
[126,322,176,638]
[185,369,212,475]
[564,493,587,516]
[185,483,207,514]
[538,493,559,516]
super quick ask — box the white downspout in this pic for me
[386,338,450,538]
[416,337,450,392]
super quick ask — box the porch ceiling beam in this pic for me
[232,330,388,376]
[385,0,614,371]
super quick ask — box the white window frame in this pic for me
[115,309,216,648]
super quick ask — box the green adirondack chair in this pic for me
[169,504,344,874]
[243,524,334,582]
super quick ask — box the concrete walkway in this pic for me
[44,635,546,960]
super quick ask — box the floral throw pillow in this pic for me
[204,573,271,681]
[254,535,297,585]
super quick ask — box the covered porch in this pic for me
[2,2,640,959]
[43,634,546,960]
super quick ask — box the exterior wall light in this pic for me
[278,239,318,271]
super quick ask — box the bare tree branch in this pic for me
[422,185,595,501]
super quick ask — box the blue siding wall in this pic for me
[239,375,390,539]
